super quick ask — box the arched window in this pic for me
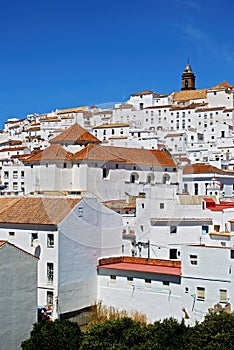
[146,173,154,184]
[162,173,170,185]
[130,172,139,184]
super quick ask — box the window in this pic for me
[112,129,115,135]
[145,279,151,284]
[31,232,38,246]
[47,291,53,305]
[190,255,198,265]
[185,287,189,294]
[130,173,139,183]
[77,207,83,217]
[194,183,198,195]
[162,174,170,184]
[9,231,15,237]
[47,263,54,283]
[13,182,18,190]
[103,168,109,178]
[63,163,67,168]
[169,249,177,259]
[141,203,144,209]
[197,287,205,300]
[160,203,164,209]
[163,281,170,286]
[4,171,9,179]
[13,171,17,179]
[21,171,24,178]
[202,226,209,234]
[219,289,227,303]
[47,234,54,248]
[110,275,116,282]
[170,226,177,234]
[214,225,220,232]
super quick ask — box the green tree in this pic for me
[80,317,148,350]
[188,312,234,350]
[21,320,82,350]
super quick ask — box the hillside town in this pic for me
[2,62,234,347]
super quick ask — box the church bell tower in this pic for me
[181,60,196,91]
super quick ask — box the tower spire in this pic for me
[181,60,196,91]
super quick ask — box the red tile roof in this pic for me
[0,197,81,225]
[183,163,231,175]
[25,144,73,163]
[73,144,177,167]
[50,124,101,145]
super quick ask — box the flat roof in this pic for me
[98,262,181,276]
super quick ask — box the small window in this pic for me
[169,248,177,259]
[145,279,151,284]
[190,255,198,265]
[110,275,116,280]
[127,277,133,282]
[47,234,54,248]
[219,289,227,303]
[160,203,164,209]
[185,287,189,294]
[202,226,208,234]
[31,232,38,246]
[103,168,109,178]
[163,281,170,286]
[77,207,83,217]
[9,231,15,236]
[47,291,53,305]
[47,263,54,283]
[170,226,177,234]
[141,203,145,209]
[63,163,67,168]
[197,287,205,300]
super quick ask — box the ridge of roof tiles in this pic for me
[0,197,81,225]
[49,124,101,144]
[183,163,234,175]
[73,144,177,167]
[25,144,73,162]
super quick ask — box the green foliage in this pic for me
[188,312,234,350]
[21,311,234,350]
[80,317,148,350]
[21,319,82,350]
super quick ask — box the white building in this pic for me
[0,241,37,350]
[0,195,122,320]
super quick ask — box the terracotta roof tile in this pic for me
[57,106,88,114]
[73,144,177,167]
[25,144,73,163]
[93,123,130,129]
[208,81,233,90]
[183,163,233,175]
[50,124,101,145]
[172,89,207,102]
[131,90,156,96]
[0,197,81,225]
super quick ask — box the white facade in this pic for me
[0,241,37,350]
[0,195,122,319]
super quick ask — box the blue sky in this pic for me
[0,0,234,125]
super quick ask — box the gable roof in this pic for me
[208,81,233,91]
[49,124,100,145]
[25,144,73,163]
[73,144,177,167]
[183,163,231,175]
[0,197,81,225]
